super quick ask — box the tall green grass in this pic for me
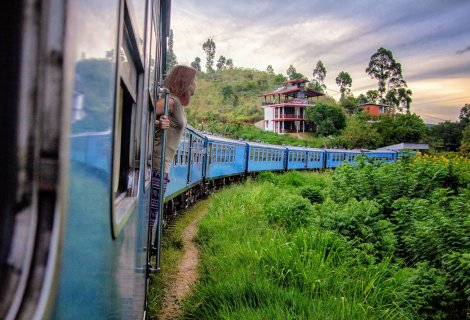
[181,172,414,319]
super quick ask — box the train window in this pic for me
[111,1,145,238]
[211,144,216,163]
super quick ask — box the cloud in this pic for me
[172,0,470,123]
[456,46,470,55]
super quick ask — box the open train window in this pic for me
[111,1,144,238]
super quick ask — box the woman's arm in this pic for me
[155,97,174,129]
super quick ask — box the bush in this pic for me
[264,194,314,231]
[299,185,324,203]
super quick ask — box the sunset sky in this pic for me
[171,0,470,124]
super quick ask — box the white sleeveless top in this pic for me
[153,95,187,173]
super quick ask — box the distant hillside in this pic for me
[186,68,336,133]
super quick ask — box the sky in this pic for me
[171,0,470,124]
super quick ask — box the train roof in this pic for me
[324,148,362,153]
[363,149,397,154]
[203,133,247,145]
[246,140,287,150]
[285,145,325,152]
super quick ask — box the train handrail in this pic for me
[153,86,170,272]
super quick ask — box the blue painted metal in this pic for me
[205,134,247,179]
[363,150,398,162]
[325,149,363,168]
[247,141,287,172]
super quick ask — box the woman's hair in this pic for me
[163,65,197,106]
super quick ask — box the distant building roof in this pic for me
[377,143,429,151]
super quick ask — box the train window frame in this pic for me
[111,0,146,238]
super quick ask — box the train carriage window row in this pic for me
[249,148,284,162]
[210,143,236,164]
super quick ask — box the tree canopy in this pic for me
[312,60,327,92]
[305,102,347,136]
[202,38,216,72]
[365,47,409,111]
[335,71,352,100]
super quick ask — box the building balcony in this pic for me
[273,113,304,120]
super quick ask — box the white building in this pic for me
[260,79,324,134]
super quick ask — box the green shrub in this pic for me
[314,198,396,258]
[264,194,314,231]
[299,185,324,203]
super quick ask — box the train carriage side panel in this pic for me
[205,135,247,179]
[247,142,286,172]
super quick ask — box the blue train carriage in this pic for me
[362,149,398,163]
[204,134,248,180]
[247,141,287,172]
[286,146,326,170]
[164,125,206,211]
[325,149,363,168]
[2,0,171,319]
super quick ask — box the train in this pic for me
[70,126,399,221]
[2,0,398,319]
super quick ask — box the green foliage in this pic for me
[179,156,470,320]
[397,263,458,320]
[335,71,352,100]
[460,123,470,155]
[428,120,463,151]
[183,178,413,319]
[265,194,314,231]
[202,38,216,72]
[305,102,347,136]
[299,185,324,203]
[373,113,428,145]
[366,47,406,104]
[313,198,396,258]
[338,116,383,149]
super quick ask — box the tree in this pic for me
[312,60,327,92]
[459,103,470,127]
[459,123,470,155]
[286,65,296,80]
[216,55,226,70]
[397,87,412,113]
[373,114,427,145]
[166,29,178,70]
[335,71,352,100]
[340,95,358,115]
[285,65,304,80]
[338,116,383,149]
[266,65,274,74]
[226,58,234,69]
[357,93,368,104]
[305,102,347,136]
[273,73,287,85]
[429,121,463,151]
[366,47,406,103]
[366,90,379,103]
[190,57,201,71]
[202,38,216,72]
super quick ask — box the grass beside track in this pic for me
[147,199,211,320]
[179,172,413,320]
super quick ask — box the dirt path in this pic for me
[159,207,206,320]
